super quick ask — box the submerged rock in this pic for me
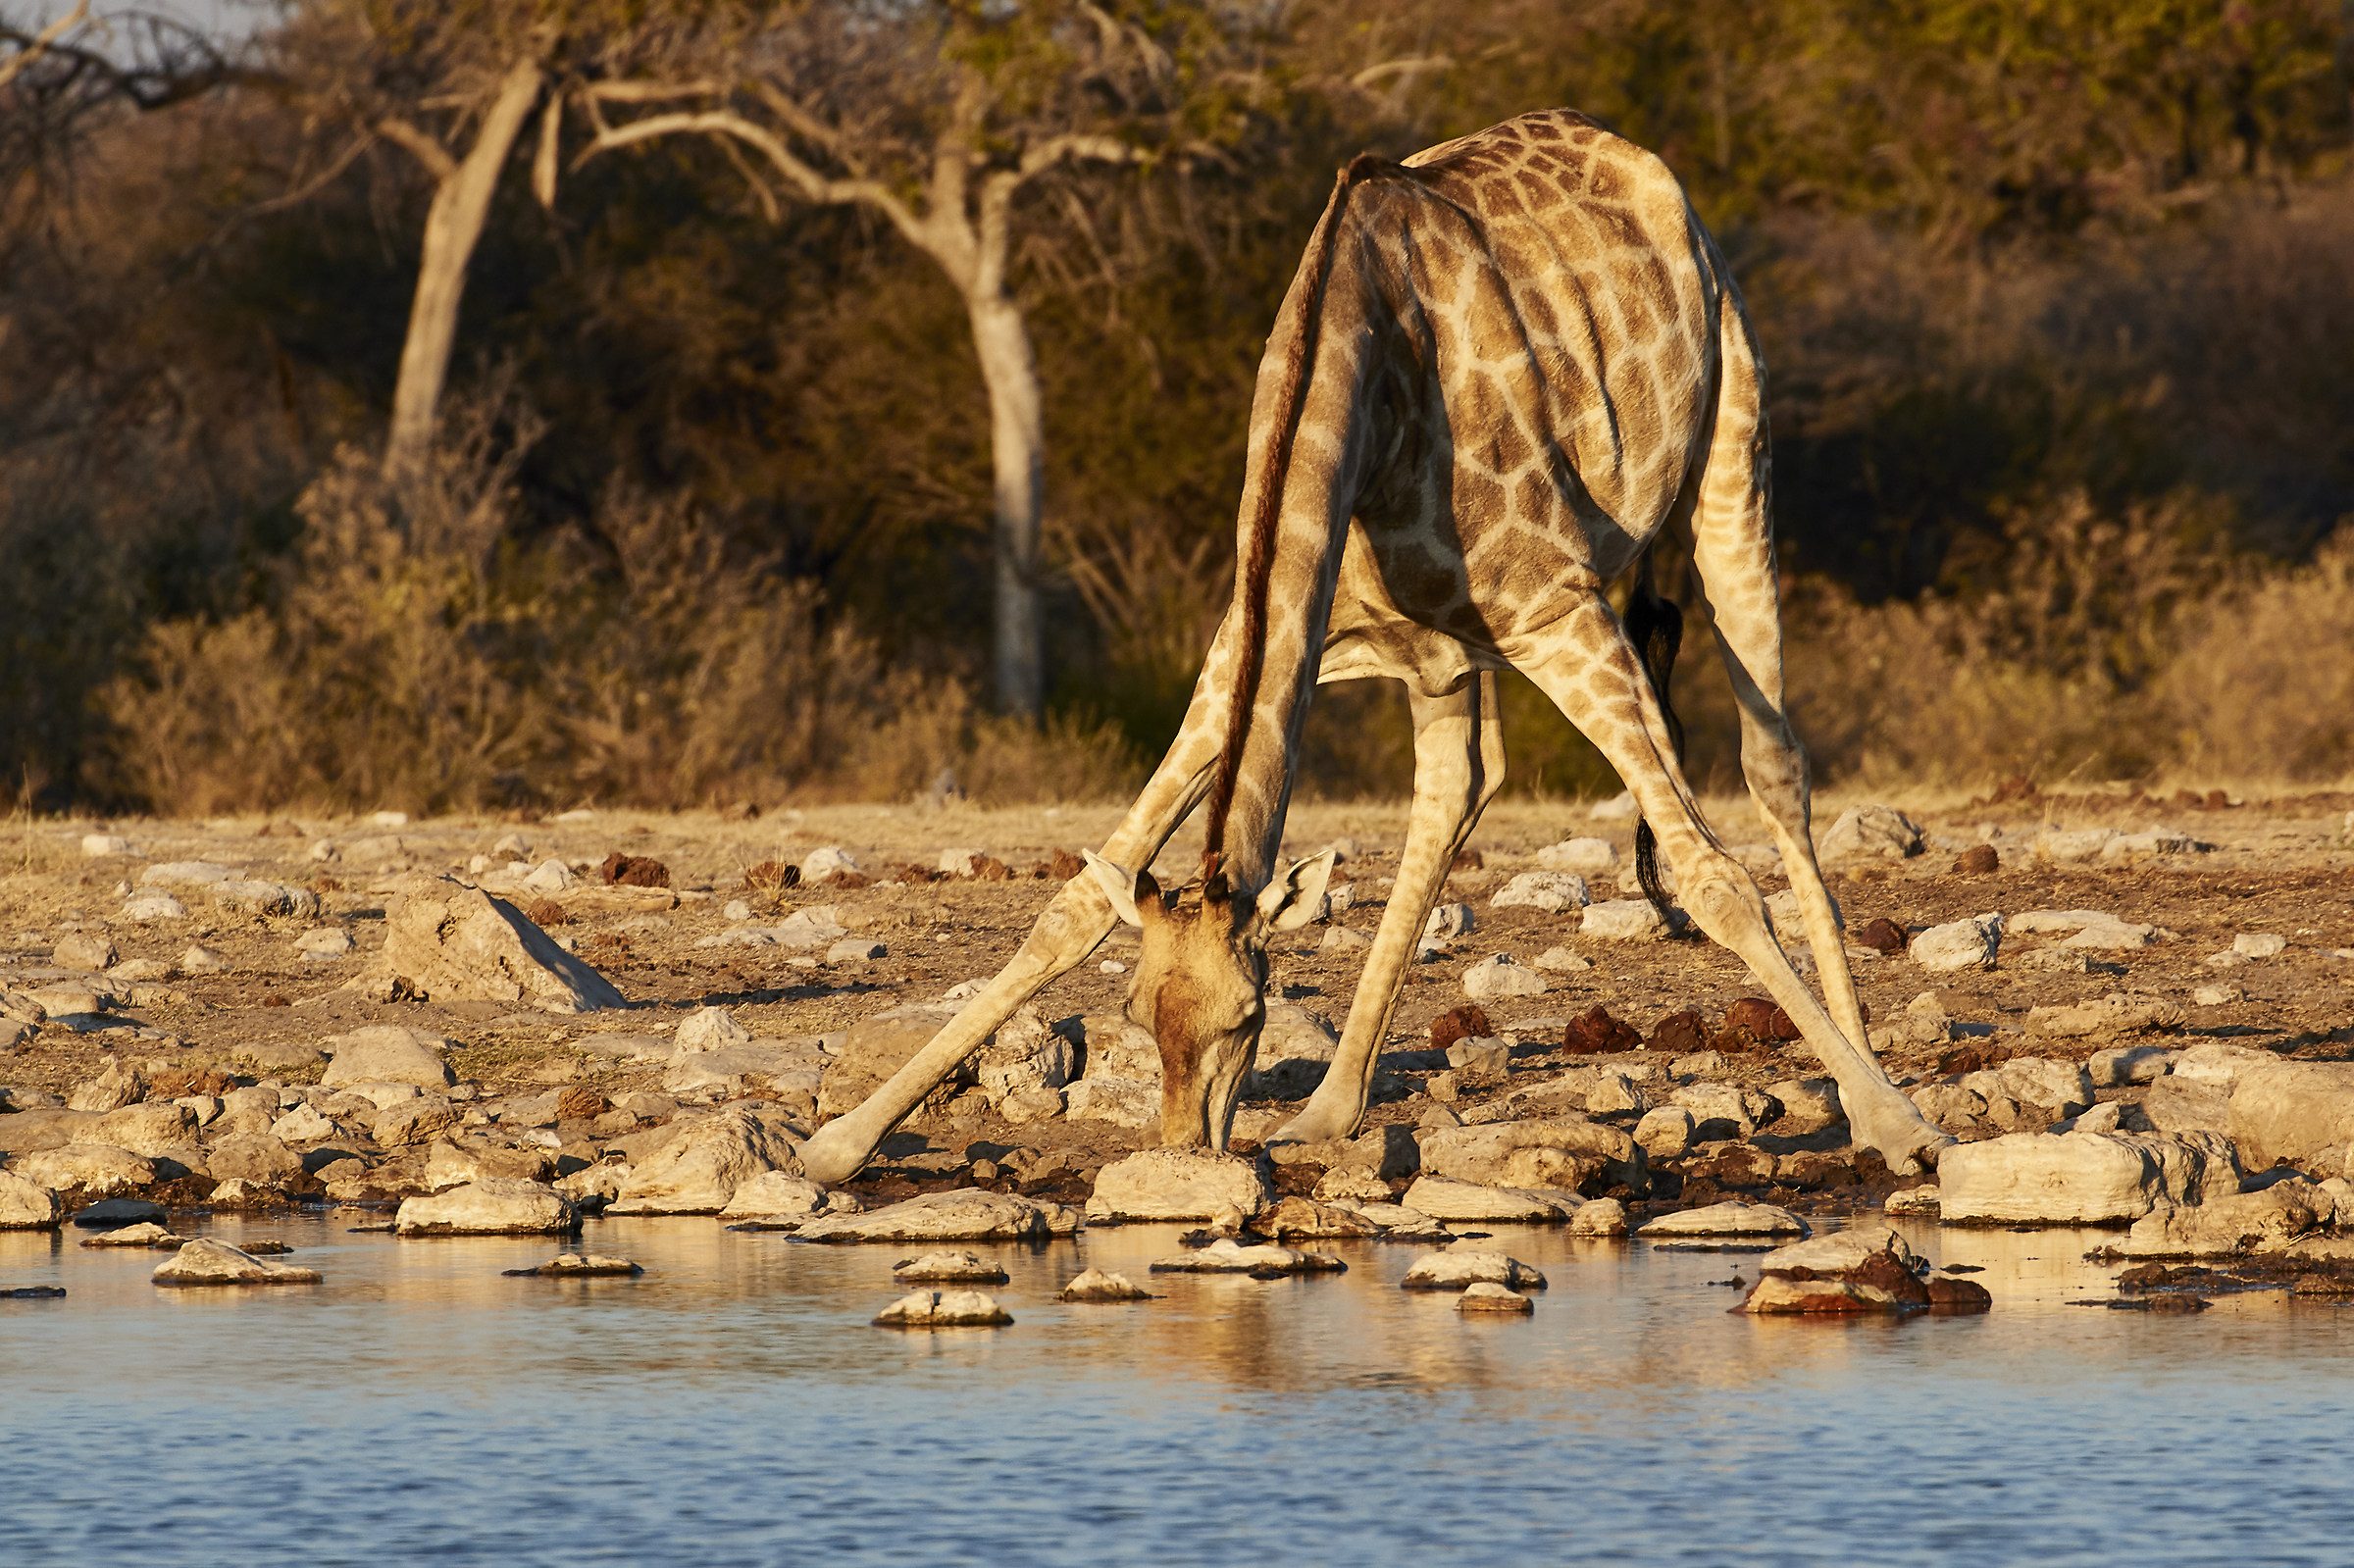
[1147,1239,1346,1276]
[1057,1268,1152,1302]
[891,1249,1009,1285]
[78,1222,186,1248]
[872,1290,1011,1328]
[503,1253,642,1278]
[1734,1228,1989,1314]
[1637,1201,1809,1239]
[1457,1281,1536,1313]
[153,1238,321,1287]
[1400,1248,1548,1291]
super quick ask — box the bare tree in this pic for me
[0,0,89,91]
[574,1,1253,717]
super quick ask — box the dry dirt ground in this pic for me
[4,786,2351,1212]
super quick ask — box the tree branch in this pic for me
[0,0,88,92]
[376,115,459,180]
[576,107,930,251]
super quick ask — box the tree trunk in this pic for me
[383,59,542,481]
[967,289,1046,718]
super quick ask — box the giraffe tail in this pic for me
[1623,555,1686,924]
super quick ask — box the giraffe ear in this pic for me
[1256,848,1339,933]
[1085,850,1151,927]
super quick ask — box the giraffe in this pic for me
[796,108,1952,1185]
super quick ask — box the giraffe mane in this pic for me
[1199,151,1413,881]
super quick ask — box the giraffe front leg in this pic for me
[1517,618,1950,1176]
[1276,673,1503,1144]
[797,630,1234,1185]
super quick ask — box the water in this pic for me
[4,1211,2350,1566]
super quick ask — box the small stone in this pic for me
[81,835,133,857]
[1536,837,1619,876]
[1087,1150,1270,1224]
[1319,926,1372,952]
[800,846,860,882]
[892,1249,1009,1285]
[1058,1267,1152,1302]
[1490,872,1591,913]
[1818,804,1924,863]
[270,1104,338,1143]
[54,934,120,972]
[1456,1281,1536,1313]
[1951,843,1999,876]
[1148,1238,1346,1275]
[179,944,230,974]
[1569,1196,1630,1237]
[78,1221,186,1248]
[673,1006,752,1053]
[1562,1005,1641,1053]
[122,894,187,922]
[1580,899,1671,940]
[1911,914,2002,972]
[1883,1185,1941,1216]
[1533,946,1591,973]
[872,1289,1010,1328]
[506,1252,642,1277]
[723,899,753,922]
[394,1178,578,1236]
[1423,903,1475,941]
[2232,932,2287,959]
[1633,1105,1696,1159]
[294,927,352,959]
[826,937,887,962]
[1461,955,1547,1001]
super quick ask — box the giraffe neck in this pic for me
[1203,203,1397,894]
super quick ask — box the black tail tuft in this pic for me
[1622,563,1685,925]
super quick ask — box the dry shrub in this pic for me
[2153,530,2354,781]
[98,408,1144,815]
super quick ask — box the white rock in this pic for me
[294,927,352,959]
[1580,899,1670,940]
[1938,1131,2238,1224]
[1911,913,2002,972]
[798,1189,1079,1243]
[372,877,624,1013]
[1633,1105,1696,1158]
[608,1105,803,1214]
[81,834,134,857]
[722,899,753,922]
[2232,932,2288,959]
[1461,955,1548,1001]
[826,938,887,962]
[1589,790,1639,822]
[269,1104,339,1143]
[152,1238,321,1286]
[1400,1249,1548,1290]
[1817,804,1924,863]
[1988,1056,2095,1116]
[14,1143,157,1196]
[179,944,230,974]
[0,1170,64,1229]
[1457,1281,1536,1312]
[1533,946,1592,973]
[1058,1267,1152,1302]
[2027,994,2185,1039]
[1569,1196,1630,1236]
[322,1026,456,1089]
[1397,1176,1570,1223]
[1319,926,1372,952]
[1423,903,1475,940]
[893,1249,1009,1284]
[1086,1150,1269,1223]
[1536,837,1619,876]
[674,1005,752,1054]
[2114,1181,2326,1258]
[1064,1075,1158,1130]
[2088,1043,2179,1086]
[713,1172,845,1225]
[2192,985,2243,1007]
[211,880,323,919]
[1419,1115,1639,1190]
[1637,1201,1808,1239]
[800,846,859,882]
[1148,1238,1345,1275]
[394,1178,577,1235]
[1883,1185,1941,1217]
[121,894,187,922]
[872,1289,1009,1327]
[1491,872,1590,913]
[2032,829,2117,865]
[520,859,577,894]
[2171,1040,2278,1088]
[2227,1063,2354,1172]
[140,861,238,886]
[2099,828,2206,865]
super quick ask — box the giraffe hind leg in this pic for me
[1514,601,1948,1174]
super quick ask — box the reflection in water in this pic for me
[3,1208,2350,1564]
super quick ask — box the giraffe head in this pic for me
[1085,848,1337,1149]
